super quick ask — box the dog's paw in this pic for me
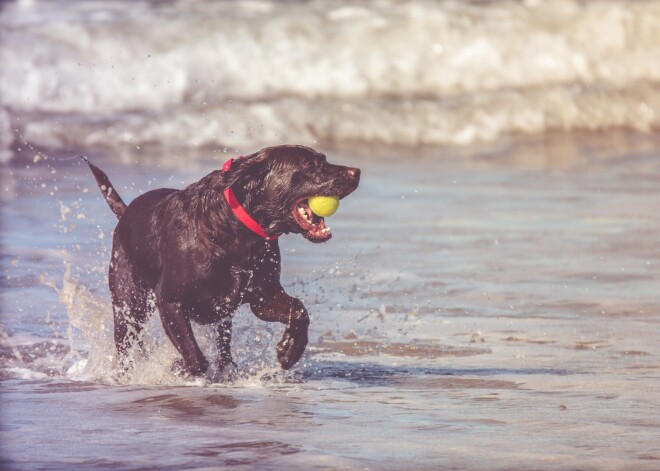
[276,330,308,370]
[208,360,239,383]
[170,359,191,378]
[170,357,209,378]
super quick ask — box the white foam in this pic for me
[2,0,660,159]
[6,367,49,380]
[0,108,12,163]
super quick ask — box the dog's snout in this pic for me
[347,168,361,180]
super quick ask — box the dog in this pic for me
[83,145,360,378]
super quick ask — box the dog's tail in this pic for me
[81,156,127,219]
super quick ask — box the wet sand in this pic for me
[1,133,660,469]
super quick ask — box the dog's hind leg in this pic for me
[109,246,151,371]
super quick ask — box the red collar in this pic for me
[222,158,281,241]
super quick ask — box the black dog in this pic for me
[83,145,360,377]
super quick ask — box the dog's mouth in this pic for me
[291,199,332,243]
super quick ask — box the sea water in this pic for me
[3,0,660,158]
[2,1,660,469]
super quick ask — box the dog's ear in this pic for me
[219,150,271,191]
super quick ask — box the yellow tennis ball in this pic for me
[308,195,339,217]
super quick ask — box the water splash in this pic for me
[25,254,287,387]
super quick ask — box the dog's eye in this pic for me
[303,158,323,169]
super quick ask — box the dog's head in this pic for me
[221,145,360,243]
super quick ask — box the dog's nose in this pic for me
[347,168,361,180]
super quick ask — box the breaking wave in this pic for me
[2,0,660,161]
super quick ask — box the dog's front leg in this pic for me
[250,290,309,369]
[158,301,209,376]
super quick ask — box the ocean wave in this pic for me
[2,0,660,159]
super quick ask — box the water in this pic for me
[3,0,660,159]
[3,135,660,469]
[2,0,660,469]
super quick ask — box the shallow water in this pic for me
[2,132,660,469]
[3,0,660,468]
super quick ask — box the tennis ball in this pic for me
[308,195,339,217]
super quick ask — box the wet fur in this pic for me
[84,145,360,377]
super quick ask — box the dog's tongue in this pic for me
[294,200,332,241]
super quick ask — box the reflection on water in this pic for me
[310,340,491,358]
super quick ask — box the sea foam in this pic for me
[2,0,660,160]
